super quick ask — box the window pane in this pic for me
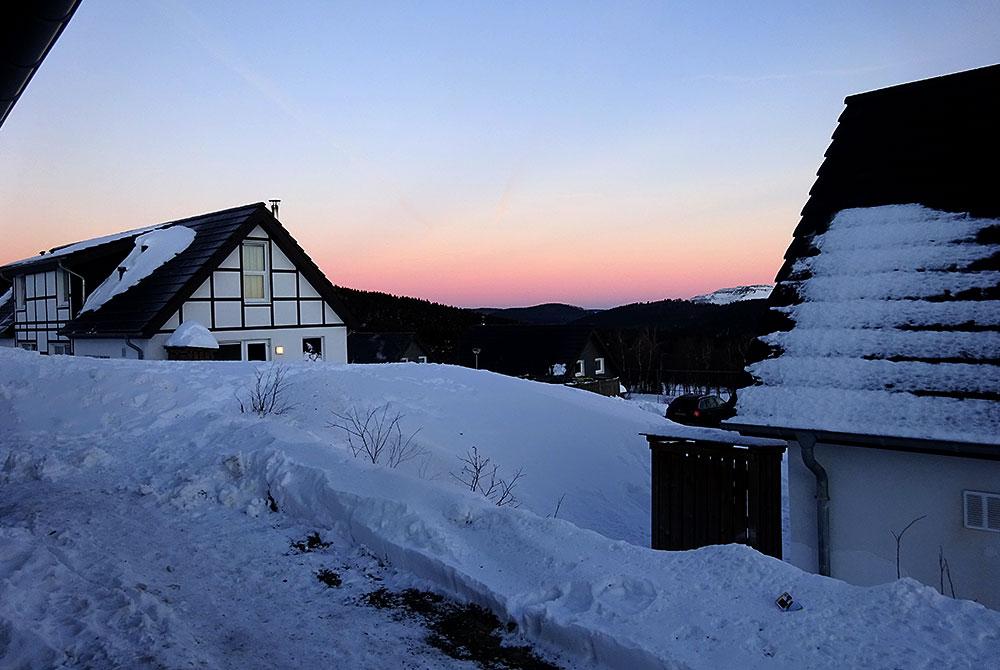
[247,342,267,361]
[242,244,265,271]
[303,337,323,360]
[243,274,264,299]
[217,343,242,361]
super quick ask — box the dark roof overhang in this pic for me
[724,422,1000,461]
[1,0,81,129]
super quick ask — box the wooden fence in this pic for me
[647,436,785,559]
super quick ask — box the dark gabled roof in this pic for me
[462,324,606,378]
[348,332,426,363]
[1,203,354,337]
[775,63,1000,284]
[1,1,81,129]
[733,65,1000,453]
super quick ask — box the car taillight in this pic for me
[693,410,700,417]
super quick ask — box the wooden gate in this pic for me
[646,435,785,558]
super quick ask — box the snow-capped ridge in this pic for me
[691,284,773,304]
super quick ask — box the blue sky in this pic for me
[2,1,998,306]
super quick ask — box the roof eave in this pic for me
[723,421,1000,460]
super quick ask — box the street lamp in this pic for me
[472,347,481,369]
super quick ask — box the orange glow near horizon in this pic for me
[0,200,788,309]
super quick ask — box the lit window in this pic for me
[242,242,268,301]
[575,359,585,377]
[595,357,605,375]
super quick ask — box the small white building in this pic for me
[0,203,352,362]
[727,66,1000,609]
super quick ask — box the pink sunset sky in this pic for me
[2,2,997,308]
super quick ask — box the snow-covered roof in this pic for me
[81,226,195,314]
[3,223,164,269]
[165,321,219,349]
[734,204,999,447]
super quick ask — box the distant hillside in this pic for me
[332,286,511,362]
[476,303,602,325]
[690,284,773,305]
[572,298,769,335]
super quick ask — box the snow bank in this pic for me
[80,225,196,313]
[1,349,998,669]
[165,321,219,349]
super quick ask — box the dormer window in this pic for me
[241,242,269,301]
[595,357,606,375]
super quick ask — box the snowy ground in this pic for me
[2,349,998,668]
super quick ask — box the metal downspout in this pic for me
[125,337,144,360]
[796,431,830,577]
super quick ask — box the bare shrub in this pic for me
[451,446,524,508]
[890,514,927,579]
[237,365,293,417]
[329,403,425,468]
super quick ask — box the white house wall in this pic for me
[139,226,348,361]
[142,326,347,362]
[787,440,1000,609]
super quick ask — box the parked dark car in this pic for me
[665,393,737,427]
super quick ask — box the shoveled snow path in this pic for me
[0,443,504,669]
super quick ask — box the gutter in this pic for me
[795,431,831,577]
[125,337,144,360]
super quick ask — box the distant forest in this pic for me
[334,286,773,393]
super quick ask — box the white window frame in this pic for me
[302,336,324,361]
[964,490,1000,532]
[595,357,606,375]
[418,355,428,364]
[245,340,270,362]
[575,359,585,377]
[241,241,269,303]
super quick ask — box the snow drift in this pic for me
[1,349,997,669]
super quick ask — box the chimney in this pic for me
[269,199,281,219]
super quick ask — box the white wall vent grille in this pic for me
[964,491,1000,532]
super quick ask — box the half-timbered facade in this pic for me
[0,203,352,362]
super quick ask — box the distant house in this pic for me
[726,65,1000,608]
[0,203,352,362]
[461,325,617,389]
[348,332,429,364]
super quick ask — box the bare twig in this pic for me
[329,403,424,467]
[548,493,567,519]
[451,447,523,508]
[939,546,957,598]
[238,365,293,417]
[890,515,927,579]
